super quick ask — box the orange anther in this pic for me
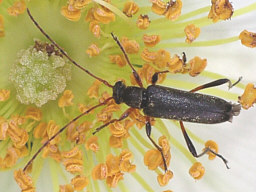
[168,54,184,73]
[144,149,162,170]
[106,154,120,176]
[188,56,207,77]
[61,5,81,21]
[93,7,115,24]
[239,30,256,48]
[13,129,29,148]
[89,21,101,38]
[62,147,81,159]
[92,163,108,180]
[208,0,233,22]
[97,111,112,122]
[154,49,172,68]
[69,0,92,9]
[109,54,127,67]
[106,172,124,188]
[204,140,218,160]
[238,83,256,109]
[141,48,158,62]
[71,175,89,191]
[85,136,99,152]
[120,160,136,173]
[14,169,34,191]
[7,0,26,16]
[143,34,161,47]
[151,0,167,15]
[59,184,74,192]
[159,135,170,155]
[164,0,182,21]
[25,107,42,121]
[86,43,100,57]
[58,90,74,108]
[157,170,173,186]
[46,120,60,145]
[109,135,123,148]
[0,117,8,140]
[184,24,200,43]
[121,37,140,54]
[33,122,47,139]
[87,80,101,99]
[137,15,150,30]
[123,1,139,17]
[0,14,4,37]
[109,121,127,137]
[189,162,205,180]
[119,149,133,161]
[0,89,10,101]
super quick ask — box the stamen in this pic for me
[189,162,205,180]
[87,80,101,99]
[239,30,256,48]
[71,175,89,191]
[0,117,8,140]
[137,15,150,30]
[164,0,182,21]
[59,184,74,192]
[93,6,115,24]
[154,49,172,69]
[89,21,101,38]
[144,149,162,170]
[58,90,74,108]
[109,54,127,67]
[106,172,124,188]
[143,34,161,47]
[208,0,233,23]
[123,1,139,17]
[92,163,108,180]
[184,24,201,43]
[151,0,167,15]
[0,89,10,102]
[188,56,207,77]
[14,169,35,191]
[0,15,4,37]
[238,83,256,109]
[120,37,140,54]
[61,5,81,21]
[85,136,99,152]
[7,0,26,16]
[204,140,218,160]
[157,170,173,186]
[25,107,42,121]
[86,43,101,57]
[69,0,92,9]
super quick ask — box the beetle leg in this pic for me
[190,77,242,93]
[179,121,229,169]
[92,108,133,135]
[145,117,168,172]
[111,33,144,88]
[151,70,169,85]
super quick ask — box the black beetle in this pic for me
[24,8,241,172]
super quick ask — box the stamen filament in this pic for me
[131,172,154,192]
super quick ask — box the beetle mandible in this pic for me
[24,8,241,173]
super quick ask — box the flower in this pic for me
[0,0,256,192]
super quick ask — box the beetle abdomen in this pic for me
[143,85,240,124]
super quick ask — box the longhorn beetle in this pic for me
[24,8,242,173]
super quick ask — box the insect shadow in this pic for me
[24,8,242,173]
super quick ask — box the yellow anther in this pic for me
[25,107,42,121]
[98,91,112,104]
[77,121,92,133]
[141,64,156,84]
[164,0,182,21]
[17,145,28,158]
[62,146,81,159]
[239,30,256,48]
[59,184,74,192]
[102,103,120,113]
[119,149,133,161]
[0,14,4,37]
[71,175,89,191]
[143,34,161,47]
[204,140,218,160]
[97,111,112,122]
[65,162,84,174]
[154,49,172,68]
[159,135,170,155]
[14,169,35,191]
[78,103,93,114]
[58,90,74,108]
[141,48,157,62]
[0,117,8,140]
[69,0,92,9]
[0,89,10,101]
[46,120,60,145]
[33,122,47,139]
[188,56,207,77]
[137,15,150,30]
[144,149,162,170]
[123,1,139,17]
[109,135,123,148]
[121,37,140,54]
[7,0,26,16]
[106,153,120,176]
[184,24,200,43]
[208,0,233,22]
[86,43,100,57]
[42,144,62,162]
[168,54,184,73]
[129,109,147,129]
[109,121,127,137]
[89,21,101,38]
[85,136,99,152]
[151,0,167,15]
[92,163,108,180]
[4,147,20,168]
[106,172,124,188]
[238,83,256,109]
[157,170,173,186]
[189,162,205,180]
[13,129,29,148]
[109,54,127,67]
[120,160,136,173]
[87,80,101,99]
[61,5,81,21]
[93,6,115,24]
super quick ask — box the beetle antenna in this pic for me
[26,8,113,88]
[23,97,113,172]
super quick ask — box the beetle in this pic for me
[24,8,241,172]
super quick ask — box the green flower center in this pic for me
[9,40,72,107]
